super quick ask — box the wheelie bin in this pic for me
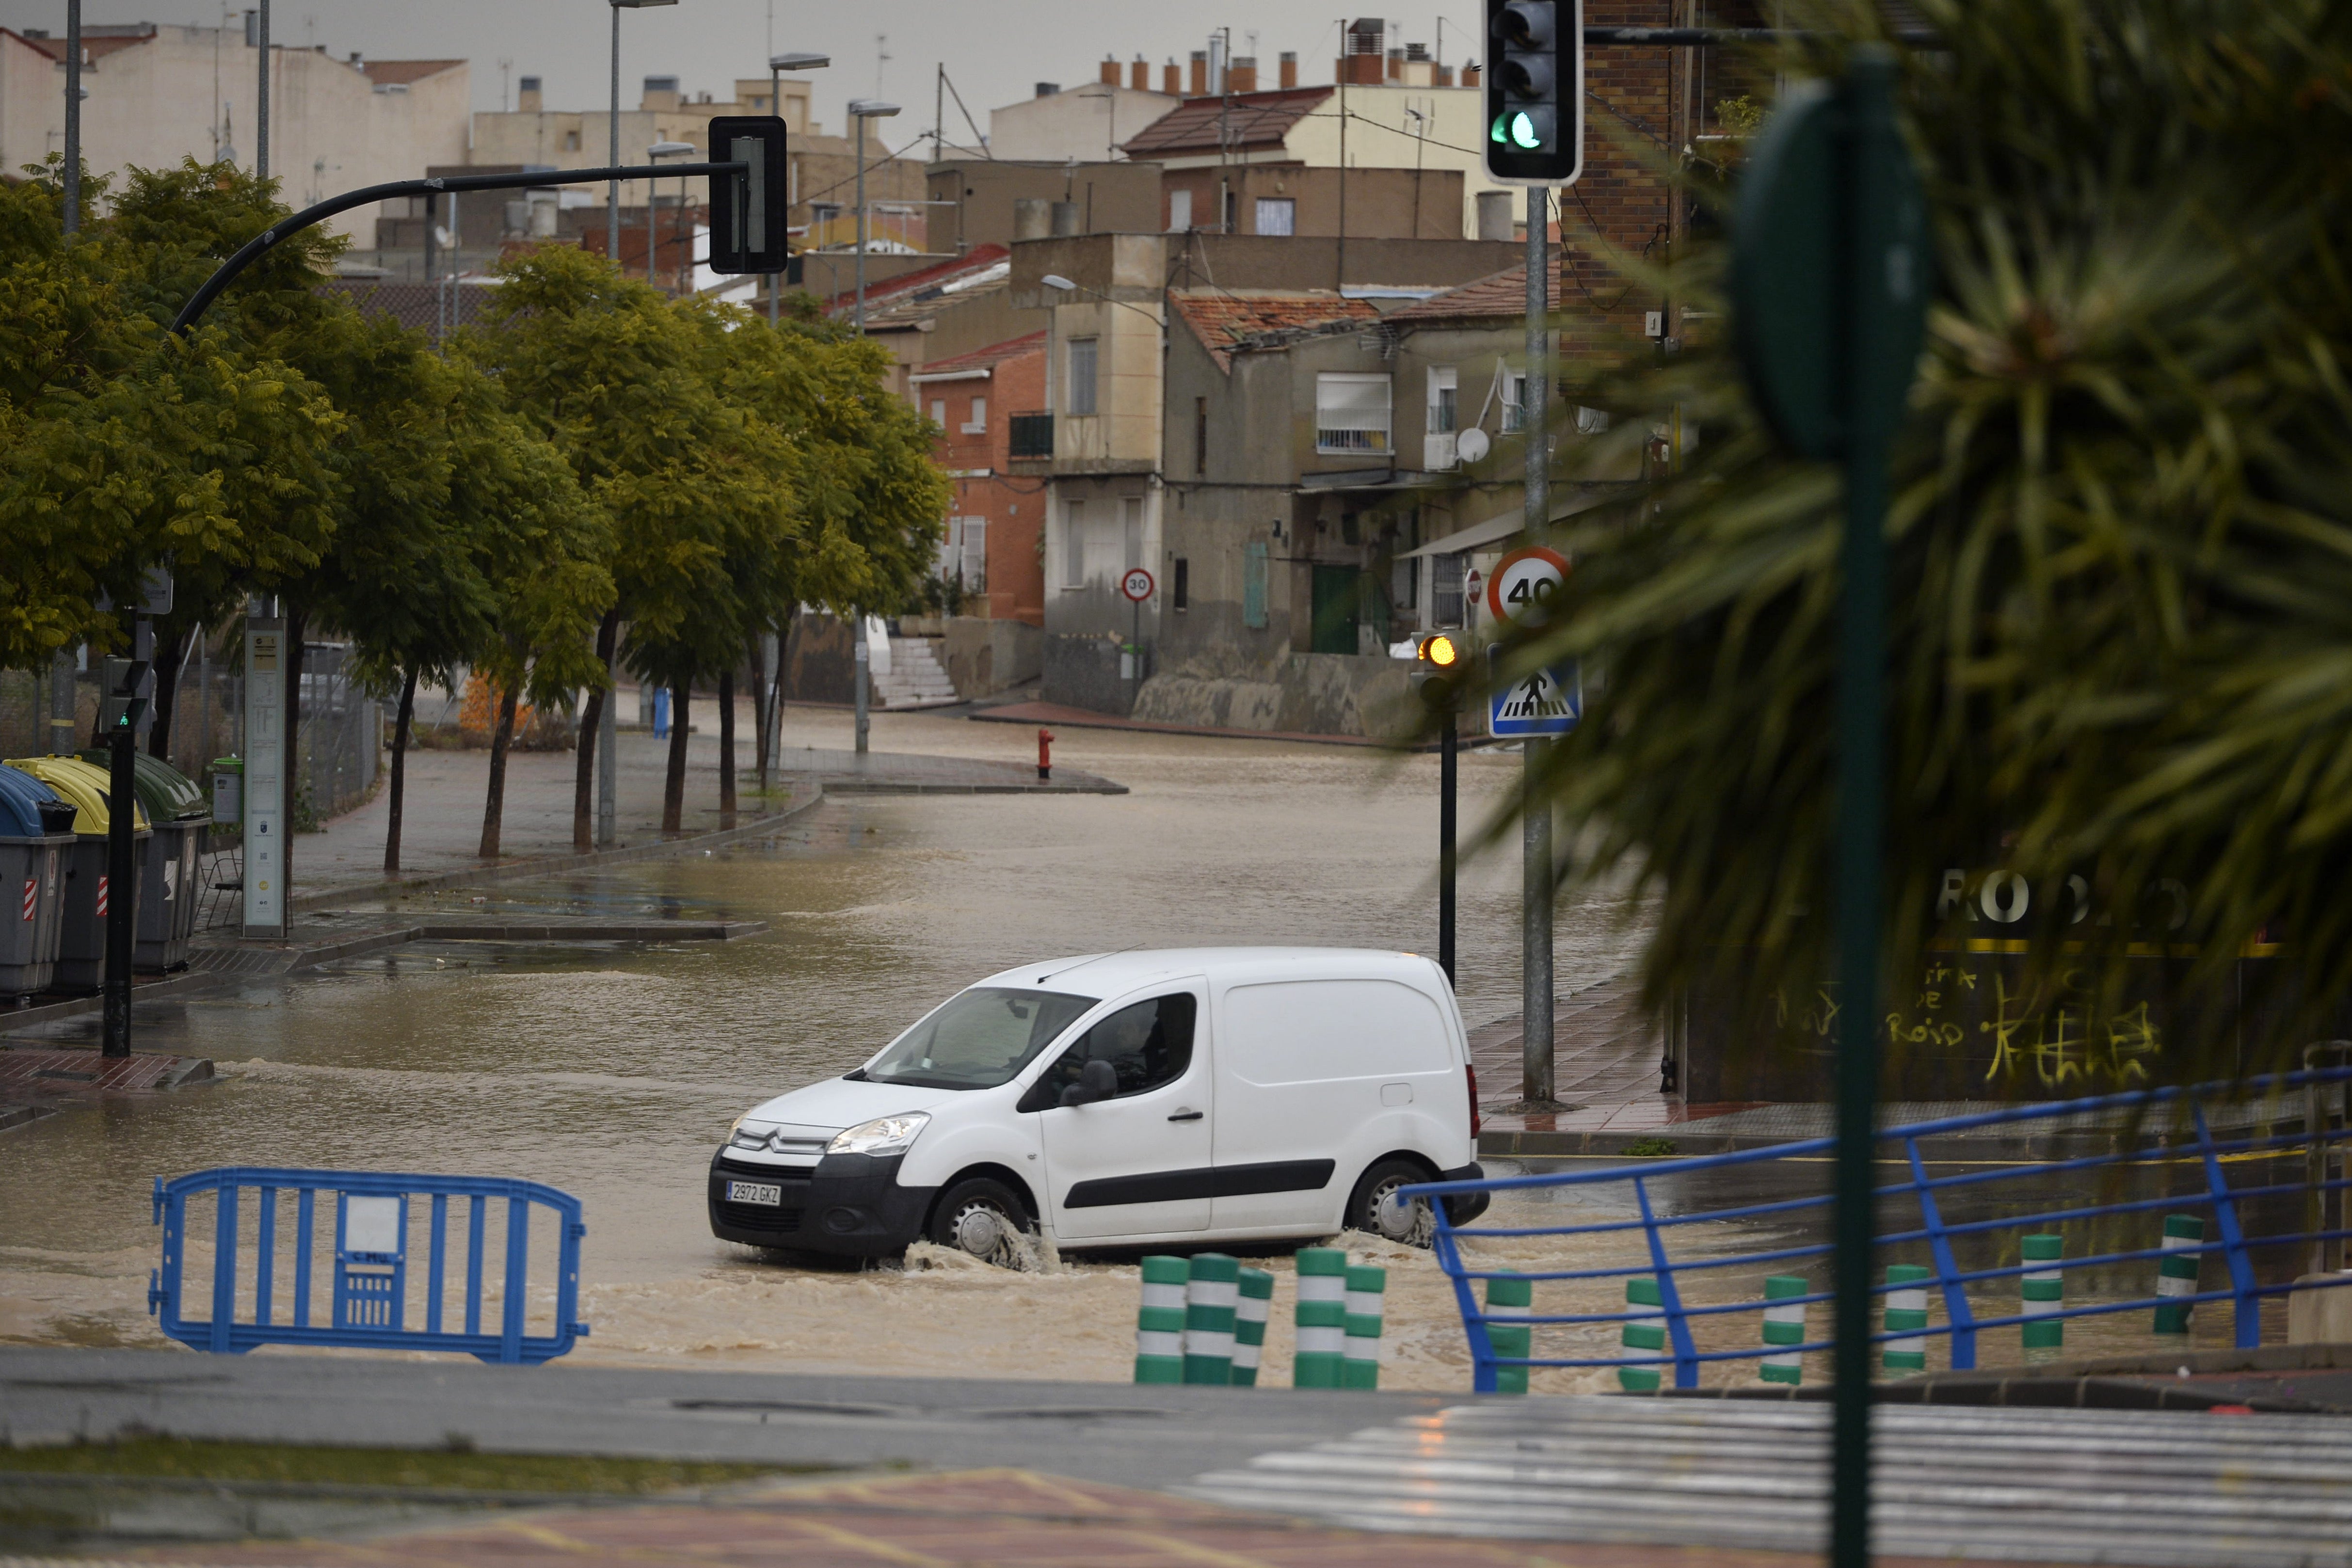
[80,749,210,971]
[4,756,149,993]
[0,765,76,1001]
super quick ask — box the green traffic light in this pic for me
[1490,113,1509,145]
[1510,112,1542,150]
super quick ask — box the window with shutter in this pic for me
[1315,373,1392,455]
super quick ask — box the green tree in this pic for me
[1489,0,2352,1083]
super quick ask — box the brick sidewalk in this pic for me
[82,1465,2044,1568]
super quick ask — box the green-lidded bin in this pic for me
[80,749,210,972]
[1620,1276,1664,1392]
[0,765,76,998]
[4,756,149,993]
[1485,1271,1533,1394]
[1761,1274,1808,1385]
[1134,1254,1189,1384]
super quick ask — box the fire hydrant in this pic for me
[1037,728,1055,782]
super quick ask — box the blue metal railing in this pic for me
[1405,1067,2352,1393]
[149,1167,589,1365]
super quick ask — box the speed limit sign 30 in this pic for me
[1486,545,1570,629]
[1120,567,1155,603]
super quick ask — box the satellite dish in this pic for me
[1456,427,1491,464]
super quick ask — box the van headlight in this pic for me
[827,1112,930,1156]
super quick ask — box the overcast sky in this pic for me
[16,2,1481,152]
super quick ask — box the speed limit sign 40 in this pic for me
[1486,545,1570,629]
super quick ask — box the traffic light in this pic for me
[707,116,789,274]
[1483,0,1584,186]
[98,657,149,736]
[1412,632,1471,713]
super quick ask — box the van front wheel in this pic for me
[928,1176,1036,1268]
[1345,1159,1437,1248]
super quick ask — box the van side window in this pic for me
[1025,994,1197,1109]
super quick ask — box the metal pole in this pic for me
[1439,708,1457,986]
[597,644,618,847]
[854,114,868,335]
[254,0,268,180]
[103,696,135,1058]
[1829,50,1900,1568]
[769,63,782,326]
[853,611,870,753]
[63,0,80,237]
[1521,183,1554,1104]
[608,2,621,274]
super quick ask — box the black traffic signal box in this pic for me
[707,116,789,274]
[1484,0,1584,186]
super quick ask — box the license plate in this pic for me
[726,1180,784,1207]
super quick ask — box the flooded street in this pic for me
[1,714,1659,1389]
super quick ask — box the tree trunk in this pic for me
[385,666,417,875]
[147,624,189,762]
[770,608,796,778]
[574,609,618,851]
[662,679,690,835]
[284,608,306,904]
[480,678,520,859]
[749,634,769,796]
[718,667,737,825]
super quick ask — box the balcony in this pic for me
[1008,412,1054,460]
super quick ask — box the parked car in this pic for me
[709,947,1488,1264]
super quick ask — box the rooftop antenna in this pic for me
[874,32,890,98]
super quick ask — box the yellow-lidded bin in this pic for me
[3,757,150,994]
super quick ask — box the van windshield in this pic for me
[864,987,1099,1089]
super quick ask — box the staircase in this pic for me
[871,637,961,710]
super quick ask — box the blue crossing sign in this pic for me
[1488,653,1581,737]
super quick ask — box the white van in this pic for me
[709,947,1489,1263]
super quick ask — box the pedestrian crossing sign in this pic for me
[1488,655,1581,737]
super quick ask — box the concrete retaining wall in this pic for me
[941,617,1041,699]
[1131,649,1416,740]
[1043,633,1134,716]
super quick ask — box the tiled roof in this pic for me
[9,26,156,64]
[1168,290,1379,372]
[1384,263,1562,323]
[912,330,1046,379]
[321,278,494,334]
[820,244,1009,323]
[1120,88,1333,159]
[361,59,467,86]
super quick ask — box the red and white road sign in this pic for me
[20,879,33,921]
[95,875,108,919]
[1486,544,1571,629]
[1120,567,1156,603]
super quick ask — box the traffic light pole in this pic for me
[1521,183,1554,1104]
[100,655,148,1059]
[1439,708,1457,986]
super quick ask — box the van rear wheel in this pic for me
[1346,1159,1437,1248]
[928,1176,1035,1268]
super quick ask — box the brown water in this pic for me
[0,712,2271,1388]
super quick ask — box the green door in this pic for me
[1311,566,1360,655]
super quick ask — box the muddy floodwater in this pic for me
[1,716,1664,1389]
[0,715,2278,1389]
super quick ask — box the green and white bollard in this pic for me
[1761,1274,1808,1385]
[2021,1233,2064,1362]
[1883,1263,1930,1376]
[2155,1214,2203,1337]
[1485,1272,1533,1395]
[1232,1267,1274,1386]
[1619,1277,1664,1392]
[1134,1255,1188,1384]
[1343,1263,1386,1389]
[1294,1247,1348,1388]
[1184,1252,1240,1385]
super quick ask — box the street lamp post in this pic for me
[767,51,829,326]
[605,4,678,849]
[649,140,696,292]
[847,98,900,335]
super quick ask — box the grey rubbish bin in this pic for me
[4,755,150,994]
[82,750,211,972]
[0,765,75,1000]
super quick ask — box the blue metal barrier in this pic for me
[149,1167,590,1364]
[1405,1066,2352,1393]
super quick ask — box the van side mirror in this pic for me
[1059,1058,1119,1107]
